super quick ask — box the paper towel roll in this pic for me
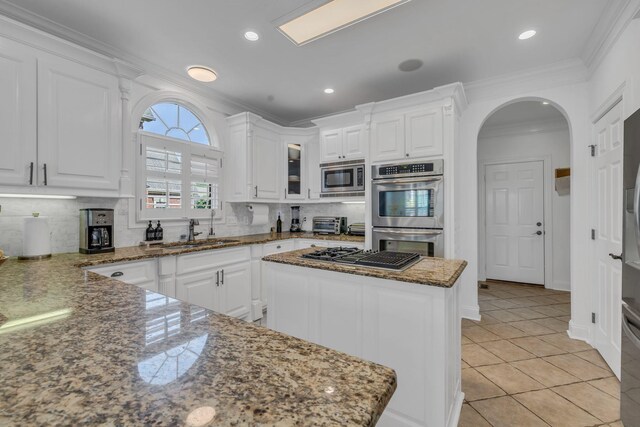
[247,204,269,226]
[22,216,52,258]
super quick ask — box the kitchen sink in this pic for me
[161,239,240,250]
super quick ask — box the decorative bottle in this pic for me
[145,221,155,241]
[155,221,163,241]
[276,214,282,233]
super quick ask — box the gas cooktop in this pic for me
[301,247,420,271]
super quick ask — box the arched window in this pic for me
[139,102,210,145]
[137,102,222,220]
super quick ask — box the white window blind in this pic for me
[138,132,223,220]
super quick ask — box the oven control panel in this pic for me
[373,159,443,179]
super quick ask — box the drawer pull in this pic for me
[216,270,220,286]
[311,244,316,247]
[110,271,124,278]
[276,245,281,249]
[221,269,224,285]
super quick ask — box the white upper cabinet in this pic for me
[252,126,281,199]
[0,40,37,186]
[38,54,120,190]
[319,125,365,163]
[371,115,405,162]
[371,106,443,163]
[405,108,443,158]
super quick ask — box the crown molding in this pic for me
[0,1,290,125]
[582,0,640,76]
[478,117,569,139]
[463,58,588,103]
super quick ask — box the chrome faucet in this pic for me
[188,219,202,242]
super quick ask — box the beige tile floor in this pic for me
[459,281,623,427]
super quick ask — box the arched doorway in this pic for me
[477,100,570,290]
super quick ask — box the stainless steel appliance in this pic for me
[320,160,365,197]
[79,208,114,254]
[347,223,366,236]
[312,216,347,234]
[372,227,444,258]
[290,205,302,232]
[371,160,444,257]
[301,247,420,271]
[622,108,640,425]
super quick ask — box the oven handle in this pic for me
[372,176,443,185]
[373,228,443,236]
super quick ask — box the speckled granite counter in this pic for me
[0,232,395,426]
[262,248,467,288]
[72,232,364,268]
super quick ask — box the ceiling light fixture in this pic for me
[278,0,411,46]
[244,31,259,41]
[187,66,218,82]
[518,30,537,40]
[542,101,550,105]
[324,88,335,94]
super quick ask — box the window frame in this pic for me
[137,131,224,221]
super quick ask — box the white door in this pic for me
[485,161,545,284]
[252,128,280,199]
[320,129,342,162]
[37,53,120,190]
[592,101,624,377]
[0,40,37,187]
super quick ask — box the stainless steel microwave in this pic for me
[320,161,365,196]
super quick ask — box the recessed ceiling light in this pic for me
[324,88,335,94]
[518,30,537,40]
[244,31,259,41]
[542,101,549,105]
[278,0,411,46]
[187,66,217,82]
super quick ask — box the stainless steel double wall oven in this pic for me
[371,160,444,257]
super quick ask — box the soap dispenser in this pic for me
[145,221,155,241]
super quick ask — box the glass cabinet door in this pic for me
[287,143,302,197]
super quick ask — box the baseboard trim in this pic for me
[568,320,592,344]
[447,390,465,427]
[547,280,571,291]
[462,305,481,321]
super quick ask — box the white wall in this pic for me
[477,121,571,290]
[455,79,591,334]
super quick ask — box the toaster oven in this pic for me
[312,217,348,235]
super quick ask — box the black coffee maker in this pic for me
[290,206,302,232]
[79,209,115,254]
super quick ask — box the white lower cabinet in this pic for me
[88,260,158,292]
[175,246,252,321]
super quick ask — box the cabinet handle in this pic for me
[29,162,34,185]
[284,188,287,199]
[276,245,281,249]
[216,270,220,286]
[110,271,124,277]
[221,269,224,285]
[255,186,258,197]
[308,189,311,198]
[311,244,316,247]
[43,163,47,185]
[405,153,409,157]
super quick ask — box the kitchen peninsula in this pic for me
[0,235,394,426]
[263,248,467,427]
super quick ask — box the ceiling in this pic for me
[0,0,624,125]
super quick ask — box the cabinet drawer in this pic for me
[263,240,295,256]
[89,260,157,285]
[177,246,251,275]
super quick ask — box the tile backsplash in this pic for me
[0,197,364,256]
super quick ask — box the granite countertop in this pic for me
[262,248,467,288]
[0,232,395,426]
[72,231,365,268]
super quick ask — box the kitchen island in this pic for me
[262,248,467,427]
[0,242,394,426]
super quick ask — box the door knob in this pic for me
[536,222,542,226]
[532,231,543,236]
[609,253,623,261]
